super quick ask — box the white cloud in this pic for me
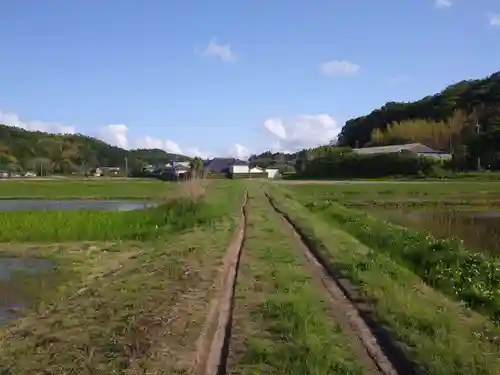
[263,114,341,152]
[136,136,183,154]
[185,147,208,159]
[489,13,500,26]
[320,60,360,77]
[435,0,452,8]
[264,118,287,139]
[199,38,236,62]
[0,111,76,134]
[96,124,129,148]
[135,135,210,158]
[227,143,250,160]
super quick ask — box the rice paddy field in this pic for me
[1,178,500,374]
[0,178,170,199]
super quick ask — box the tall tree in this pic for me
[189,157,204,178]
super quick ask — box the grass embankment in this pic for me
[266,184,500,375]
[228,189,362,375]
[289,182,500,320]
[0,180,247,374]
[0,179,170,199]
[304,200,500,321]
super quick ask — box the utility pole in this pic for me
[125,157,128,176]
[476,121,482,171]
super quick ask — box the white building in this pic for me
[265,168,280,179]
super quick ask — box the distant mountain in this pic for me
[0,124,190,174]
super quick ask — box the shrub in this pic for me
[300,150,440,178]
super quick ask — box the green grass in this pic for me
[284,181,500,321]
[266,185,500,375]
[282,171,500,182]
[304,199,500,322]
[0,199,209,242]
[0,179,171,199]
[286,181,500,209]
[0,180,245,242]
[285,181,500,321]
[0,224,239,374]
[0,180,247,374]
[287,181,500,198]
[228,188,362,375]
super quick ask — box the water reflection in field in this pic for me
[0,257,54,325]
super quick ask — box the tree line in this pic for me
[0,125,190,175]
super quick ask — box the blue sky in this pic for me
[0,0,499,158]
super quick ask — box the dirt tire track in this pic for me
[192,191,248,375]
[265,192,420,375]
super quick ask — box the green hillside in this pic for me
[0,124,190,174]
[337,71,500,168]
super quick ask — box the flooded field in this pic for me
[0,200,156,212]
[0,257,54,325]
[373,209,500,255]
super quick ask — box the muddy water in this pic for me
[0,200,155,212]
[374,209,500,255]
[0,258,54,325]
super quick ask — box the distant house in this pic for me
[249,165,264,173]
[102,167,121,176]
[92,167,121,177]
[155,163,190,180]
[204,158,248,175]
[353,143,452,160]
[230,160,251,175]
[265,168,280,179]
[172,163,190,178]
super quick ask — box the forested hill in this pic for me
[0,124,190,174]
[337,71,500,151]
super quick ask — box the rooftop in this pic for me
[353,143,442,155]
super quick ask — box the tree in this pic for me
[27,157,53,176]
[189,157,204,178]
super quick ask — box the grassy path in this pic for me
[227,189,363,375]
